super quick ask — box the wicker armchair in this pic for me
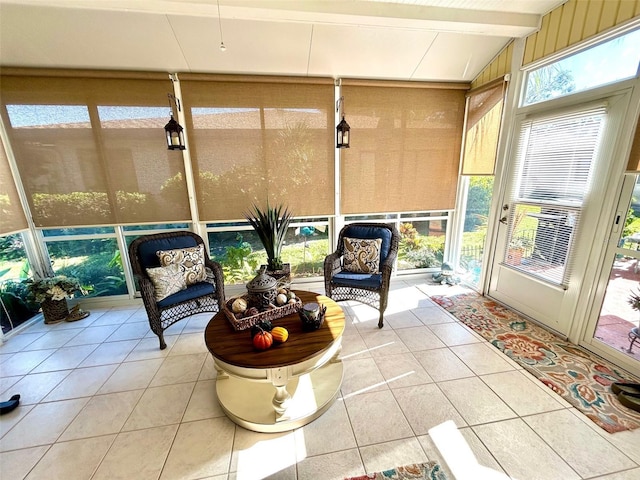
[324,223,399,328]
[128,231,225,349]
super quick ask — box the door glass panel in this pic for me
[594,177,640,359]
[504,106,606,287]
[504,203,579,286]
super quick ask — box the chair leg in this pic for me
[158,332,167,350]
[378,311,384,329]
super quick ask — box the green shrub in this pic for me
[32,192,111,225]
[56,251,125,297]
[404,248,438,268]
[219,239,260,284]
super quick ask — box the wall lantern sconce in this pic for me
[336,96,350,149]
[164,93,186,150]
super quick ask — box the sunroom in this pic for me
[1,0,640,378]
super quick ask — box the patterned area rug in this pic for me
[431,290,640,433]
[344,462,447,480]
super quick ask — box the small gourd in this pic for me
[232,297,248,313]
[276,293,288,305]
[250,320,273,339]
[258,320,273,331]
[271,326,289,343]
[252,328,273,350]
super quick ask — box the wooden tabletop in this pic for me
[204,290,345,369]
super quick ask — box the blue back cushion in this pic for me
[137,235,198,270]
[342,225,392,263]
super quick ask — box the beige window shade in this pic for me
[461,79,506,176]
[0,135,28,235]
[0,73,191,227]
[180,78,335,221]
[626,113,640,172]
[341,83,466,214]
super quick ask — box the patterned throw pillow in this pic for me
[343,237,382,274]
[157,244,207,285]
[146,264,187,301]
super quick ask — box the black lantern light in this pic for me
[164,93,186,150]
[336,96,350,149]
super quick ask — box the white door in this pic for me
[488,92,630,336]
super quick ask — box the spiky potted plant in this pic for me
[628,287,640,313]
[245,203,294,286]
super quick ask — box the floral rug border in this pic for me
[344,461,447,480]
[430,291,640,433]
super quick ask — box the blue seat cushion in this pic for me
[331,271,382,289]
[157,281,215,308]
[342,225,392,263]
[138,235,198,269]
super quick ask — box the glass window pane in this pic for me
[97,106,167,127]
[398,220,445,270]
[6,105,90,128]
[282,224,329,279]
[1,233,39,333]
[42,227,115,237]
[207,222,330,284]
[459,176,494,288]
[123,223,190,232]
[341,84,465,214]
[2,75,191,227]
[208,229,265,285]
[46,238,126,297]
[523,28,640,106]
[183,80,335,220]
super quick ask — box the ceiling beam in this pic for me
[0,0,542,37]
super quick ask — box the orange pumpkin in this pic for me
[252,329,273,350]
[271,326,288,343]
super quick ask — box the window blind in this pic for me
[0,72,191,227]
[505,105,606,286]
[340,82,466,214]
[626,113,640,172]
[180,76,335,221]
[0,135,28,235]
[461,79,506,176]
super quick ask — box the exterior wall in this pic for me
[471,42,514,90]
[471,0,640,89]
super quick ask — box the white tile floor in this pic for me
[1,277,640,480]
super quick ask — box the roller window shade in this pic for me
[0,135,28,235]
[461,80,506,176]
[0,74,191,227]
[626,113,640,172]
[180,79,335,221]
[340,84,466,214]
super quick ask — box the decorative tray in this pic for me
[222,294,302,331]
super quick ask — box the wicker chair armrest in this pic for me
[204,259,225,304]
[324,252,342,278]
[381,248,398,271]
[137,276,159,308]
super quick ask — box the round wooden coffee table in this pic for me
[204,290,345,432]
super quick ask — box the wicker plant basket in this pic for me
[41,298,69,324]
[223,294,302,331]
